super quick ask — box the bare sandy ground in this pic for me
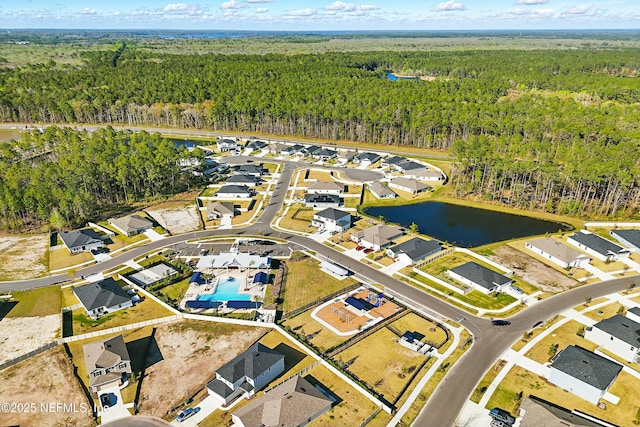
[0,346,93,427]
[137,320,269,418]
[490,246,577,293]
[0,234,49,279]
[0,314,61,365]
[146,205,201,235]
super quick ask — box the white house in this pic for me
[351,224,404,251]
[83,335,132,392]
[549,345,622,405]
[394,160,426,174]
[404,169,444,181]
[627,307,640,323]
[389,177,431,195]
[307,181,344,195]
[311,208,351,233]
[368,182,397,199]
[610,229,640,253]
[73,278,133,319]
[232,164,263,177]
[567,230,630,262]
[381,155,407,168]
[226,174,261,186]
[206,343,284,404]
[447,262,513,295]
[281,144,304,156]
[337,150,357,165]
[108,214,153,237]
[216,185,254,199]
[217,138,238,152]
[304,194,341,208]
[353,152,381,166]
[59,229,105,254]
[525,237,591,269]
[206,202,236,221]
[386,237,441,265]
[312,147,338,161]
[584,314,640,363]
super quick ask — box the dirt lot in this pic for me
[0,346,94,427]
[0,234,49,279]
[146,204,201,234]
[490,246,576,293]
[0,314,61,365]
[137,320,269,418]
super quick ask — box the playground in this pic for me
[312,288,401,335]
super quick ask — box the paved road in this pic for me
[1,142,637,426]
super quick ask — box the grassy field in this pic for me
[511,315,564,352]
[389,313,449,347]
[61,285,81,308]
[282,310,350,352]
[258,330,316,373]
[1,285,62,318]
[471,360,508,403]
[486,366,640,427]
[154,277,191,303]
[49,248,94,271]
[582,302,627,322]
[281,255,357,313]
[278,205,315,232]
[336,328,427,402]
[525,320,596,364]
[71,295,174,335]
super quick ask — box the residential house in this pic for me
[404,169,444,181]
[216,185,254,199]
[197,252,272,270]
[351,224,404,251]
[386,237,441,265]
[320,261,350,277]
[381,155,407,168]
[281,144,304,156]
[232,164,263,177]
[610,229,640,253]
[304,194,341,208]
[74,277,133,319]
[447,262,513,294]
[108,214,153,237]
[206,202,236,221]
[584,314,640,363]
[395,160,426,174]
[246,140,267,152]
[567,231,630,262]
[525,237,591,269]
[519,395,612,427]
[59,229,105,254]
[267,143,287,155]
[627,307,640,324]
[368,182,397,199]
[311,208,351,233]
[306,181,344,195]
[217,138,238,152]
[353,152,381,166]
[337,150,357,165]
[231,375,332,427]
[206,342,285,404]
[389,177,431,195]
[300,145,321,157]
[83,335,132,392]
[312,147,338,161]
[226,174,261,186]
[548,345,622,405]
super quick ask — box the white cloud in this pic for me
[516,0,548,4]
[247,0,273,2]
[81,8,97,15]
[434,1,465,12]
[164,3,189,12]
[255,7,268,13]
[220,0,246,10]
[283,8,314,17]
[323,1,379,16]
[566,5,592,15]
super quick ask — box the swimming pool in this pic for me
[197,276,251,302]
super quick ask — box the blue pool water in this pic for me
[197,277,251,302]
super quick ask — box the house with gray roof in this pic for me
[584,314,640,363]
[627,307,640,324]
[311,208,351,233]
[226,174,261,186]
[610,229,640,253]
[216,184,254,199]
[351,224,404,251]
[312,147,338,161]
[59,229,105,254]
[217,138,238,152]
[337,150,357,165]
[353,152,381,166]
[395,160,426,173]
[386,237,441,265]
[447,262,513,295]
[304,194,341,208]
[300,145,321,157]
[525,237,591,269]
[368,182,397,199]
[83,335,131,391]
[245,140,267,151]
[549,345,622,404]
[232,164,263,177]
[567,231,630,262]
[389,177,431,194]
[108,214,153,237]
[404,169,444,181]
[231,375,333,427]
[307,181,343,195]
[206,202,236,221]
[267,143,287,154]
[281,144,304,156]
[74,277,133,319]
[206,342,285,405]
[381,155,407,168]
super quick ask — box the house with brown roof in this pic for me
[368,181,397,199]
[389,177,431,195]
[525,237,591,269]
[351,224,404,251]
[231,375,333,427]
[108,214,153,237]
[306,181,344,195]
[83,335,131,392]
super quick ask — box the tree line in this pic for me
[0,126,195,231]
[0,46,638,218]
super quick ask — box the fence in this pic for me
[359,406,383,427]
[281,282,362,320]
[62,315,181,343]
[0,341,60,371]
[414,248,455,269]
[263,360,320,393]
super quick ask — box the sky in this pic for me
[0,1,639,31]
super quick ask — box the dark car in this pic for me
[363,248,374,254]
[491,320,511,327]
[532,320,544,328]
[176,407,200,422]
[100,393,116,409]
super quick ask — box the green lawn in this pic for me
[155,277,190,303]
[525,320,596,364]
[1,285,62,318]
[281,255,356,313]
[49,248,94,271]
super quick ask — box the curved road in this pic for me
[1,155,636,427]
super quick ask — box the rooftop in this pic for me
[354,224,404,246]
[214,342,283,384]
[74,277,131,311]
[59,228,103,250]
[448,262,512,290]
[610,229,640,248]
[388,237,441,261]
[315,208,350,221]
[551,345,622,390]
[368,181,397,197]
[569,231,627,257]
[526,237,590,263]
[307,181,343,192]
[390,177,431,192]
[108,215,153,234]
[591,313,640,347]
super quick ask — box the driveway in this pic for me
[99,384,131,425]
[143,229,165,242]
[169,395,223,427]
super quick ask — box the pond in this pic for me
[364,201,571,248]
[386,72,420,81]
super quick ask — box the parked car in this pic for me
[489,407,515,425]
[176,407,200,422]
[491,320,511,327]
[355,245,364,251]
[532,320,544,328]
[100,393,116,409]
[363,248,373,254]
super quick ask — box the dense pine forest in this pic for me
[0,39,639,220]
[0,126,194,230]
